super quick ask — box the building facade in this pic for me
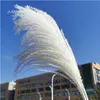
[79,62,100,89]
[14,73,76,100]
[0,62,100,100]
[0,82,16,100]
[14,62,100,100]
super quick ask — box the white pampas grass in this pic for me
[11,5,88,100]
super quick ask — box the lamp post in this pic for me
[47,73,58,100]
[50,73,57,100]
[66,89,70,100]
[39,69,73,100]
[36,88,42,100]
[37,91,42,100]
[39,69,75,85]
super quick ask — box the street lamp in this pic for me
[36,88,42,100]
[47,73,58,100]
[50,73,70,100]
[39,69,72,100]
[39,69,75,85]
[66,88,70,100]
[37,91,42,100]
[51,73,57,100]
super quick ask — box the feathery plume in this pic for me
[11,5,88,100]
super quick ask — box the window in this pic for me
[26,89,30,93]
[0,88,6,92]
[45,81,51,85]
[32,83,37,87]
[71,84,75,88]
[36,82,44,86]
[97,76,100,81]
[31,94,38,98]
[32,89,36,92]
[54,92,61,96]
[20,90,25,94]
[19,79,31,84]
[86,89,94,95]
[18,85,29,89]
[86,84,93,89]
[17,91,20,94]
[45,93,51,97]
[97,83,100,87]
[61,92,68,96]
[54,79,60,84]
[39,88,43,91]
[71,91,80,95]
[45,87,50,91]
[61,78,68,83]
[61,85,70,89]
[54,86,60,90]
[95,68,100,74]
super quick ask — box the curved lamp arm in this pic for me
[66,89,70,100]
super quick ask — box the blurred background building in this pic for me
[0,62,100,100]
[0,81,16,100]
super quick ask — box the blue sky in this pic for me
[1,1,100,83]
